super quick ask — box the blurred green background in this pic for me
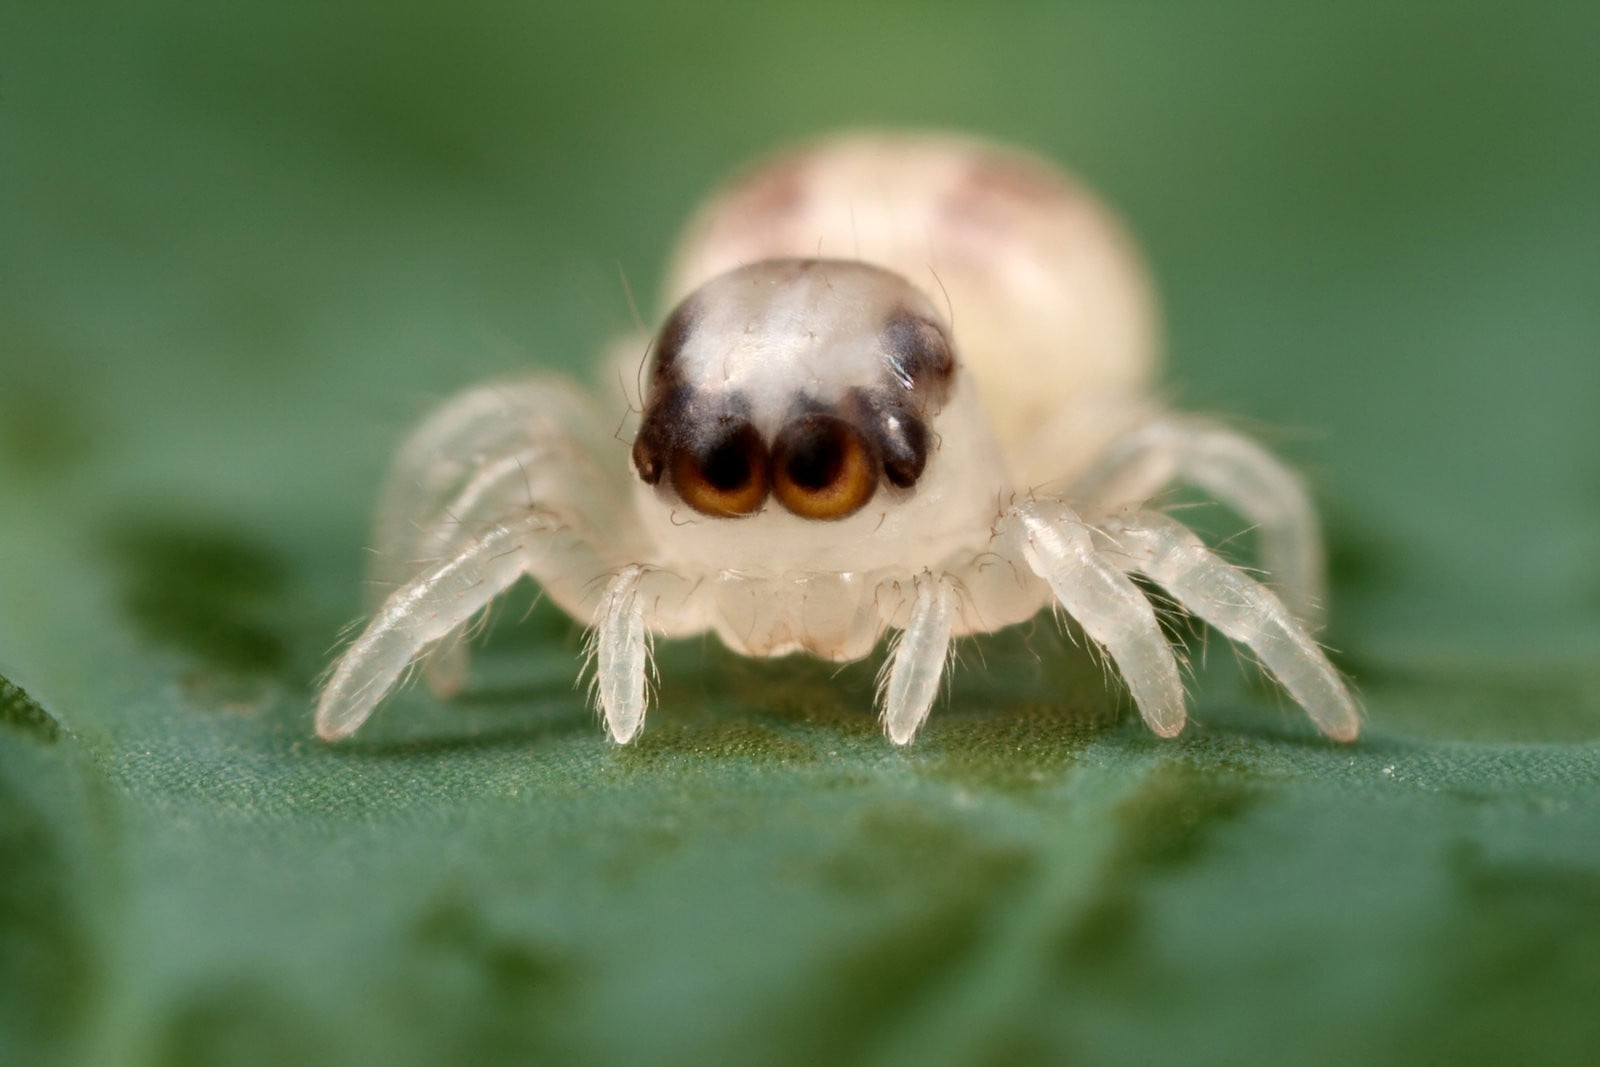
[3,2,1598,1065]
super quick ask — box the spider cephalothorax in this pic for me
[631,259,951,520]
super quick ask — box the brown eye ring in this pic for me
[671,422,769,518]
[771,413,878,520]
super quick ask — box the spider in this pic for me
[315,131,1359,747]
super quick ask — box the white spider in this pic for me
[315,131,1359,747]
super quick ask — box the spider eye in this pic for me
[671,422,769,518]
[771,414,878,520]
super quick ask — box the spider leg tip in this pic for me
[314,717,352,743]
[1326,719,1360,744]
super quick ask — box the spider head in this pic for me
[629,258,1006,571]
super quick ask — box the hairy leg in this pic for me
[368,376,624,606]
[879,572,959,745]
[1001,498,1188,736]
[590,565,652,744]
[316,512,605,741]
[411,440,626,687]
[1099,511,1359,741]
[365,377,630,695]
[1070,415,1326,628]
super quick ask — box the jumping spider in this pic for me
[316,132,1359,747]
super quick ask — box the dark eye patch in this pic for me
[631,299,706,485]
[848,388,931,489]
[631,384,689,484]
[881,308,954,401]
[647,296,698,392]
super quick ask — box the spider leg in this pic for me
[1070,415,1326,628]
[1003,499,1187,736]
[368,376,624,607]
[1098,511,1359,742]
[421,633,472,699]
[411,441,623,691]
[317,511,597,741]
[878,572,958,745]
[367,377,631,696]
[590,566,652,743]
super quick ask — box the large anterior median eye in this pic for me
[772,414,878,520]
[671,423,769,517]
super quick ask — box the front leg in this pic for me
[402,439,620,697]
[369,376,623,603]
[366,377,630,698]
[590,566,651,744]
[878,572,959,745]
[316,511,610,741]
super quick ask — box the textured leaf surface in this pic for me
[3,3,1598,1065]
